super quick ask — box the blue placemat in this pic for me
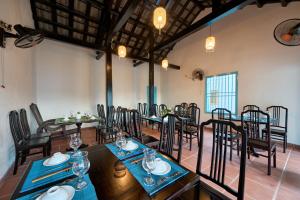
[123,153,189,196]
[105,139,146,160]
[21,155,74,193]
[17,175,98,200]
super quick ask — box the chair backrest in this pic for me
[243,105,260,111]
[159,104,168,117]
[186,106,200,127]
[267,106,288,131]
[212,108,231,121]
[159,114,183,163]
[106,106,115,128]
[142,103,148,116]
[9,111,26,149]
[197,119,246,200]
[174,105,185,117]
[189,103,197,107]
[114,106,122,130]
[241,110,270,147]
[150,104,158,116]
[181,102,188,109]
[97,104,106,119]
[30,103,44,126]
[137,103,143,115]
[128,109,143,140]
[20,109,31,140]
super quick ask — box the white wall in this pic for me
[162,3,300,145]
[0,0,35,178]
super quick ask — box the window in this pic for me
[205,72,238,114]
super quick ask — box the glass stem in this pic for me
[78,175,83,184]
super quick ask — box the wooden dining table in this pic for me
[11,144,230,200]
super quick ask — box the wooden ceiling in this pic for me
[30,0,298,65]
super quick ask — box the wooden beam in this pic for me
[82,1,91,41]
[96,51,104,60]
[133,56,180,70]
[51,0,57,34]
[30,0,39,29]
[110,0,140,36]
[68,0,74,37]
[153,0,255,51]
[106,44,113,107]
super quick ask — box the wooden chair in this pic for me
[142,103,148,126]
[98,106,118,144]
[174,105,185,117]
[137,103,143,115]
[195,119,247,200]
[242,110,277,175]
[30,103,76,137]
[182,106,201,151]
[212,108,240,160]
[243,105,260,111]
[266,106,288,153]
[9,111,51,175]
[95,104,106,141]
[189,103,197,107]
[128,110,159,148]
[181,102,189,110]
[159,114,184,163]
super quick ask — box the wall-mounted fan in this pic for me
[274,19,300,46]
[0,24,44,48]
[185,68,204,81]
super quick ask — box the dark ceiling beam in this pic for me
[132,56,180,70]
[51,0,57,33]
[68,0,74,37]
[110,0,140,36]
[95,0,111,48]
[153,0,255,51]
[79,0,119,15]
[30,0,39,29]
[82,1,91,42]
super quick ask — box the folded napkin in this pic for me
[17,175,98,200]
[123,153,189,196]
[21,155,74,193]
[105,139,146,161]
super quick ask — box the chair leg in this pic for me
[284,134,287,153]
[13,152,20,175]
[247,147,250,159]
[189,133,192,151]
[268,152,271,175]
[230,138,233,161]
[237,138,240,156]
[197,131,200,147]
[273,148,277,168]
[21,152,26,165]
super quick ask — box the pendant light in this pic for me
[118,45,126,58]
[205,26,216,52]
[153,7,167,34]
[162,58,168,69]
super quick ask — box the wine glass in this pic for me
[115,132,126,156]
[142,148,156,186]
[69,133,82,155]
[72,151,90,190]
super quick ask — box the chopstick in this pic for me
[32,167,71,183]
[130,157,143,164]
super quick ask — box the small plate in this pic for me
[43,154,70,167]
[122,141,139,151]
[151,158,172,176]
[36,185,75,200]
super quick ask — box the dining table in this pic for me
[11,143,230,200]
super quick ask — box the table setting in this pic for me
[15,134,97,200]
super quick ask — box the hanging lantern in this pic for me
[118,45,126,58]
[205,36,216,52]
[162,59,168,69]
[205,26,216,52]
[153,7,167,34]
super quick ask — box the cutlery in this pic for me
[32,167,72,183]
[157,171,181,185]
[130,157,143,164]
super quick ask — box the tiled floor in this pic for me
[0,127,299,200]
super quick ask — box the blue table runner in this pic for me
[21,155,74,193]
[17,175,98,200]
[105,139,147,160]
[123,153,189,196]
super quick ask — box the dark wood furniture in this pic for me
[95,104,106,141]
[9,111,51,175]
[182,106,201,151]
[159,104,168,117]
[160,114,184,163]
[212,108,240,160]
[30,103,77,137]
[128,110,159,148]
[267,106,288,153]
[11,144,231,200]
[195,119,247,200]
[97,105,118,144]
[243,105,260,111]
[242,110,277,175]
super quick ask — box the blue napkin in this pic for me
[16,175,98,200]
[21,155,74,193]
[105,139,146,160]
[123,153,189,196]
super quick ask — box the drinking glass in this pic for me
[115,132,126,156]
[142,148,156,186]
[72,151,90,190]
[69,133,82,155]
